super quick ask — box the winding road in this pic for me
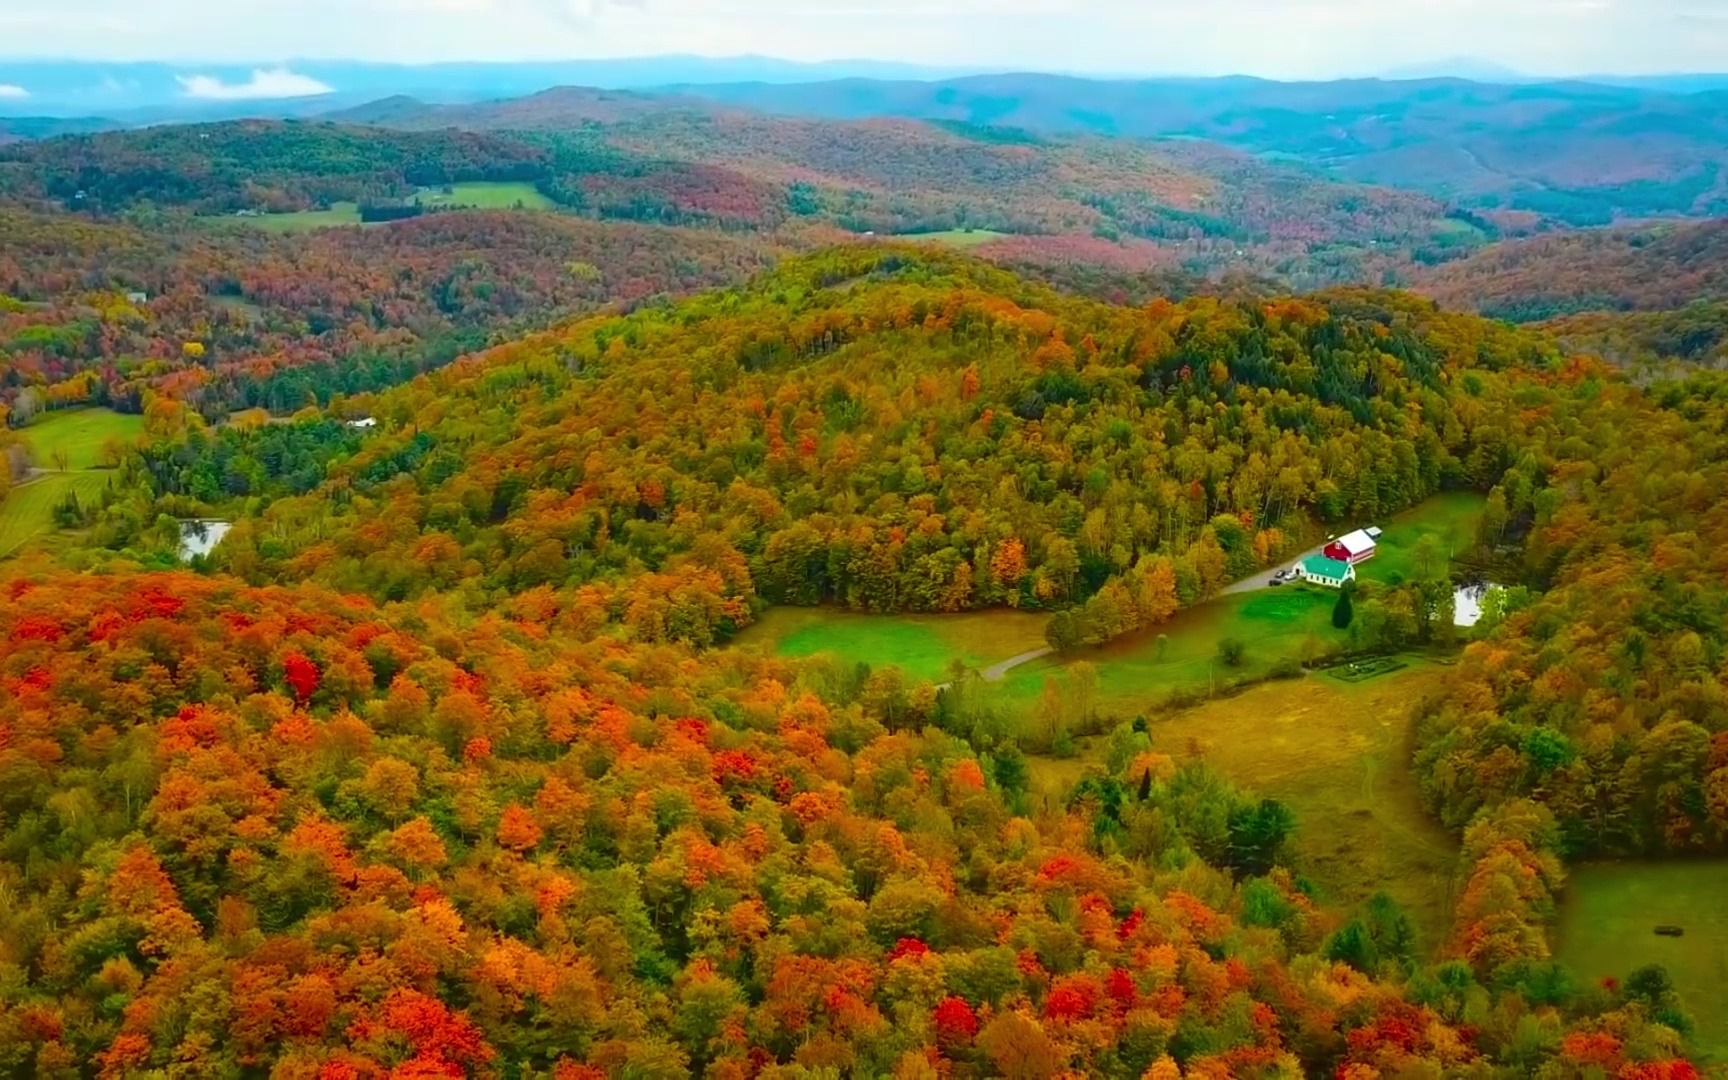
[979,647,1054,682]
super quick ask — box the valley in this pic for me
[0,55,1724,1078]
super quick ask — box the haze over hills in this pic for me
[0,56,979,115]
[7,56,1728,224]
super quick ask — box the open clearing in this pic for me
[247,202,365,232]
[1000,585,1340,713]
[1000,493,1487,713]
[1,408,140,556]
[1025,662,1461,951]
[1557,860,1728,1060]
[19,407,144,470]
[1146,664,1460,949]
[0,472,114,557]
[1356,491,1485,586]
[735,606,1048,685]
[897,228,1011,249]
[414,181,555,210]
[243,183,555,231]
[736,492,1489,712]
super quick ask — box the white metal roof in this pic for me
[1333,529,1378,555]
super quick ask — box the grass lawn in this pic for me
[896,228,1011,249]
[415,181,555,210]
[1357,491,1486,586]
[18,408,145,470]
[0,472,114,557]
[734,606,1049,685]
[1002,585,1346,714]
[1557,861,1728,1061]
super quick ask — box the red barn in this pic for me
[1323,528,1380,565]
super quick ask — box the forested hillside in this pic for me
[1416,372,1728,858]
[91,248,1550,639]
[1416,218,1728,322]
[0,120,553,214]
[1,111,1500,286]
[4,65,1728,1074]
[0,206,787,419]
[666,75,1728,223]
[1,248,1716,1076]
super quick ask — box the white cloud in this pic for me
[175,66,333,100]
[0,83,28,99]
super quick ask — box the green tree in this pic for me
[1226,798,1295,876]
[1332,589,1354,629]
[1216,637,1246,667]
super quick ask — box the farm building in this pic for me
[1298,555,1357,588]
[1323,528,1380,565]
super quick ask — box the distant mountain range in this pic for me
[7,59,1728,226]
[5,56,1728,120]
[0,57,975,119]
[328,76,1728,224]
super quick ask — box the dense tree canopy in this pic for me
[84,248,1559,650]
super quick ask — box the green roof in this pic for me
[1300,555,1354,578]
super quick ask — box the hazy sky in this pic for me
[1,0,1725,78]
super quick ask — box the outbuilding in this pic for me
[1297,555,1357,589]
[1323,528,1379,565]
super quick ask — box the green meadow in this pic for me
[0,472,113,557]
[248,202,365,232]
[1557,861,1728,1060]
[242,183,556,232]
[897,228,1011,249]
[0,408,141,557]
[737,492,1489,712]
[19,407,144,470]
[1356,491,1486,587]
[414,181,555,210]
[1000,585,1339,714]
[736,606,1047,685]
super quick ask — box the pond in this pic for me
[178,519,232,561]
[1452,582,1502,628]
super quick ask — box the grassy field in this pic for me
[414,181,555,210]
[735,493,1488,713]
[1356,491,1486,586]
[1557,860,1728,1059]
[0,472,114,557]
[999,494,1488,713]
[1153,664,1459,949]
[1024,662,1461,950]
[1,408,141,557]
[1002,586,1342,713]
[18,408,144,470]
[735,606,1048,684]
[897,228,1011,249]
[248,202,364,232]
[243,183,555,232]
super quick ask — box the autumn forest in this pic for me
[1,67,1726,1080]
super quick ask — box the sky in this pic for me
[0,0,1725,80]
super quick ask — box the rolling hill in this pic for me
[659,74,1728,223]
[1414,216,1728,320]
